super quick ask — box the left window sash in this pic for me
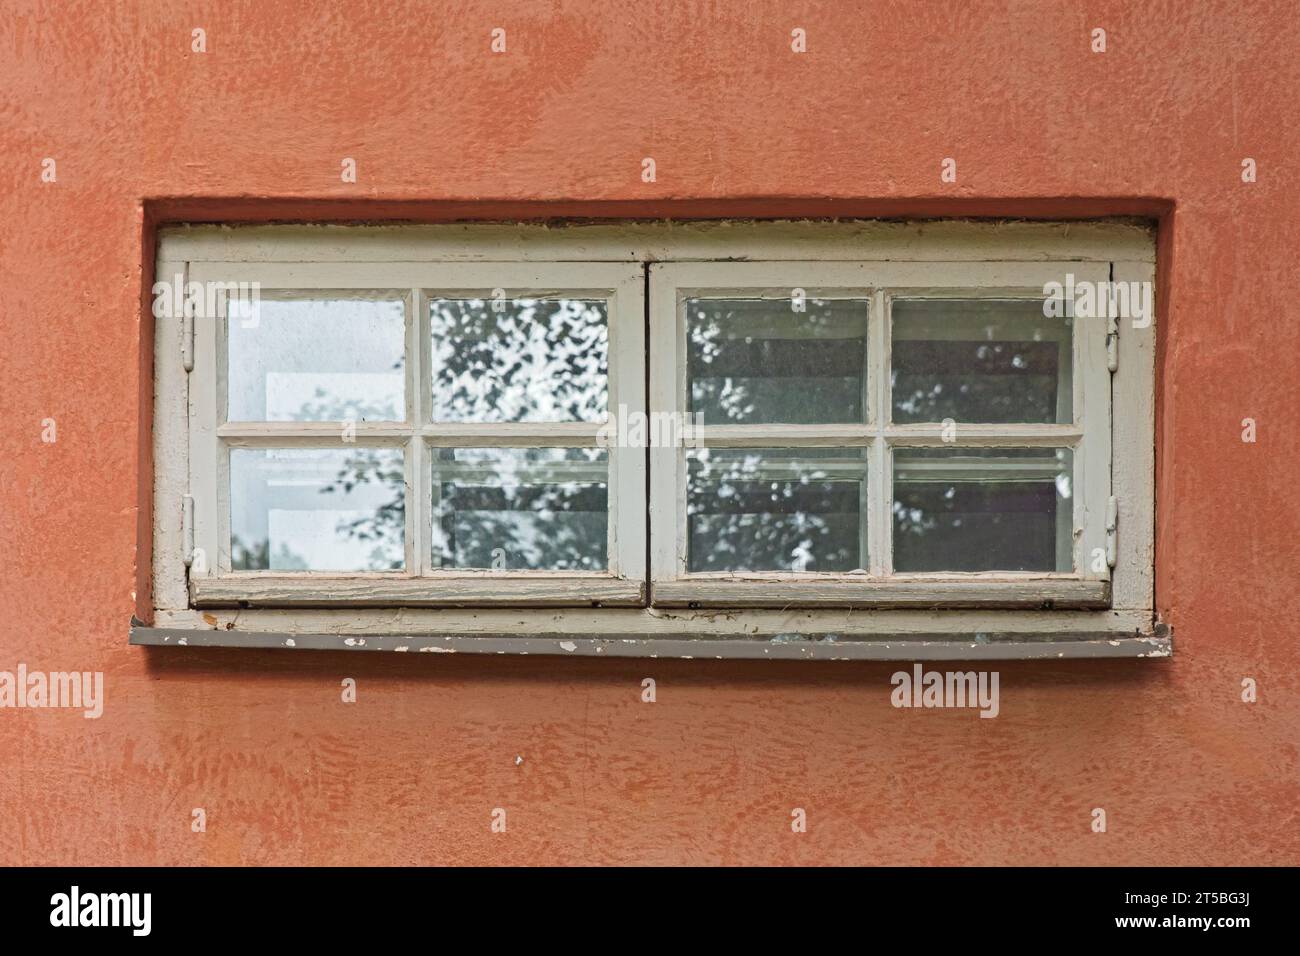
[183,261,646,608]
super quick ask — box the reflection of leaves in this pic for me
[687,300,867,424]
[268,386,408,569]
[275,300,613,569]
[688,454,861,572]
[284,306,612,568]
[891,341,1059,423]
[430,299,607,422]
[320,449,405,570]
[436,481,605,570]
[247,297,613,569]
[432,449,607,570]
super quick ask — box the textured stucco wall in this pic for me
[1,1,1297,865]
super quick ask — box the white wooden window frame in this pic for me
[147,221,1160,659]
[648,260,1111,609]
[184,260,647,608]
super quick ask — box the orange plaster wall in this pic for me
[1,1,1297,865]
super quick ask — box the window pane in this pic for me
[891,299,1072,424]
[230,447,405,571]
[431,447,608,571]
[227,297,406,422]
[892,447,1073,572]
[429,298,608,422]
[687,297,870,424]
[687,447,867,573]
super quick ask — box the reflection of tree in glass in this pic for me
[688,309,755,422]
[688,452,861,572]
[320,447,405,570]
[891,340,1060,423]
[314,350,607,570]
[688,299,867,425]
[429,299,607,422]
[230,391,406,571]
[306,393,407,570]
[241,295,614,570]
[431,448,607,571]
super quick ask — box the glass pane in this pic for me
[230,447,405,571]
[431,447,608,571]
[687,447,867,573]
[429,298,607,422]
[891,299,1072,424]
[892,447,1073,572]
[687,297,870,424]
[227,297,406,422]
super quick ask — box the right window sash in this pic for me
[648,260,1113,609]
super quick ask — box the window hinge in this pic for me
[1105,495,1118,568]
[1106,315,1119,372]
[182,312,195,372]
[182,494,195,568]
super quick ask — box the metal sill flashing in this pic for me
[130,619,1171,661]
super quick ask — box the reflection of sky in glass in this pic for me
[429,298,607,423]
[687,298,869,424]
[687,447,867,572]
[230,447,404,571]
[228,298,406,421]
[431,447,608,571]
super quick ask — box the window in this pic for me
[144,221,1161,659]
